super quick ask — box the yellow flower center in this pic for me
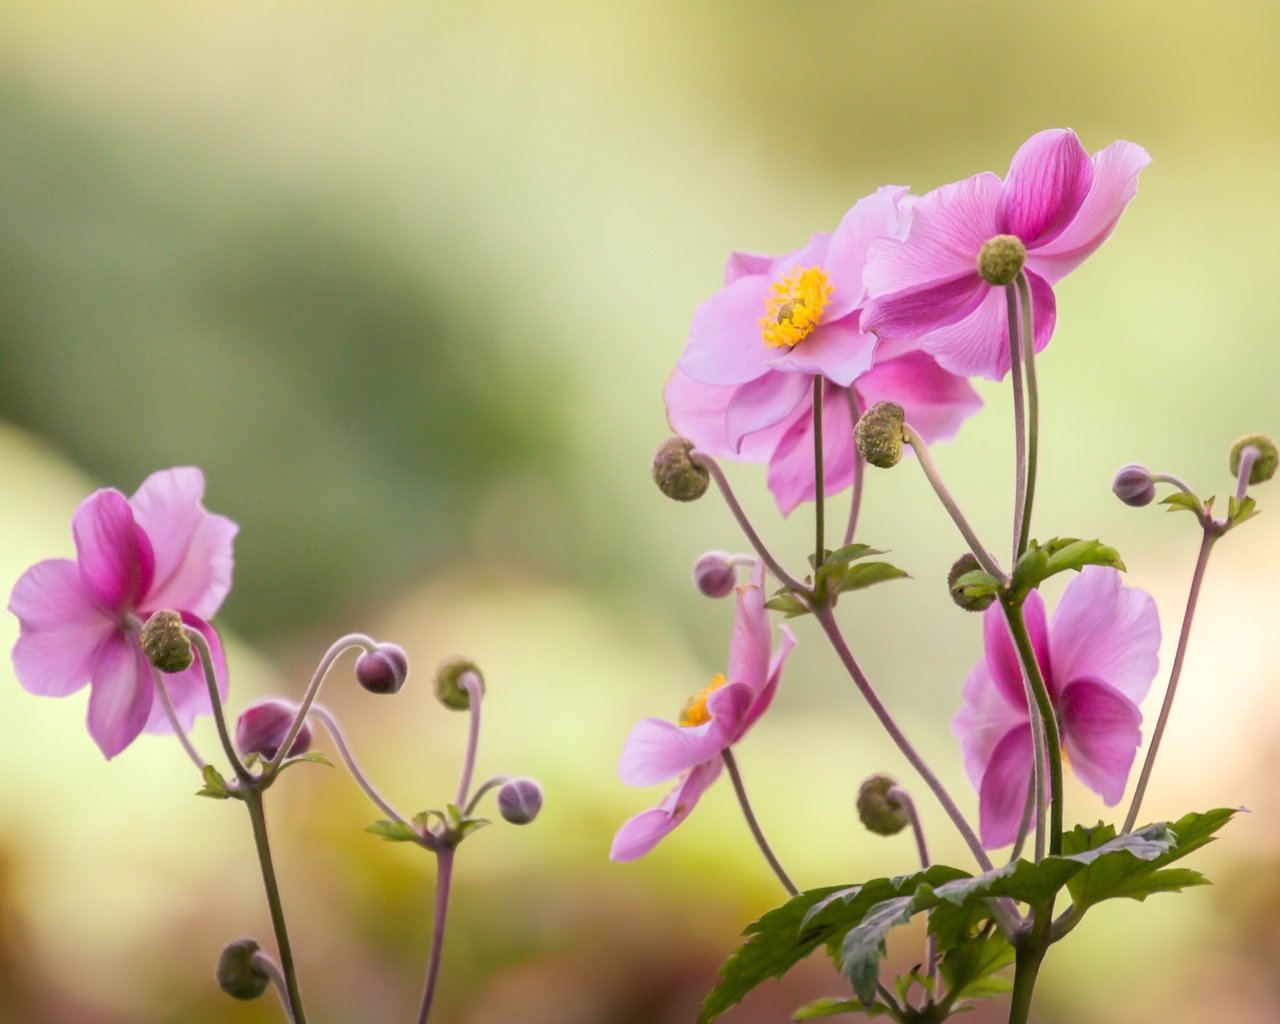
[760,267,831,349]
[679,673,726,727]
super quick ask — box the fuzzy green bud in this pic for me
[434,656,485,711]
[857,774,910,837]
[854,402,905,469]
[215,938,269,1001]
[947,553,996,612]
[1229,434,1278,485]
[140,610,194,673]
[977,234,1026,286]
[652,436,710,502]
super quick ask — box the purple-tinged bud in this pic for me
[652,436,710,502]
[497,777,543,825]
[140,610,194,673]
[215,938,269,1001]
[856,774,909,836]
[235,700,311,760]
[1229,434,1278,485]
[356,643,410,695]
[854,402,905,469]
[947,553,996,612]
[977,234,1026,286]
[693,551,737,599]
[1111,463,1156,507]
[434,655,485,711]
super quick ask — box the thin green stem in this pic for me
[722,747,798,897]
[813,376,826,568]
[244,790,308,1024]
[1015,273,1039,559]
[1007,905,1050,1024]
[415,847,456,1024]
[1122,529,1217,832]
[843,389,865,546]
[1005,283,1028,566]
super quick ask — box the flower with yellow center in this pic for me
[679,673,726,728]
[760,267,832,349]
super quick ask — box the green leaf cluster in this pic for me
[766,545,908,618]
[1009,537,1126,600]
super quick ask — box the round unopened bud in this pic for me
[854,402,905,468]
[1229,434,1278,485]
[434,656,485,711]
[356,643,410,695]
[140,610,194,673]
[977,234,1026,286]
[1112,463,1157,507]
[215,938,269,1001]
[947,553,996,612]
[497,777,544,825]
[693,551,737,599]
[857,774,910,837]
[652,436,710,502]
[235,700,311,760]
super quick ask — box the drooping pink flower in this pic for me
[610,562,795,861]
[952,566,1160,849]
[862,129,1150,381]
[8,467,236,758]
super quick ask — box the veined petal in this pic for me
[86,632,154,759]
[131,467,238,619]
[617,683,750,787]
[1000,129,1094,248]
[679,275,776,387]
[953,658,1030,792]
[72,489,155,615]
[725,561,771,690]
[739,624,796,737]
[768,318,876,388]
[823,185,911,321]
[764,382,857,515]
[663,370,782,463]
[9,559,113,696]
[920,271,1055,382]
[725,372,811,453]
[1048,566,1160,706]
[861,271,987,345]
[854,351,982,446]
[143,613,229,734]
[1059,678,1143,805]
[609,758,723,861]
[977,724,1035,849]
[982,593,1052,709]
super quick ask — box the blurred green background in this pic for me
[2,1,1278,1021]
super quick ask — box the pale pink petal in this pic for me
[609,758,723,861]
[854,351,982,445]
[724,251,775,285]
[999,129,1093,247]
[617,682,751,787]
[1048,566,1161,706]
[952,658,1030,792]
[725,371,811,452]
[920,271,1055,382]
[86,632,154,759]
[1023,271,1058,361]
[703,681,757,745]
[861,272,987,345]
[664,370,783,463]
[9,559,113,697]
[771,232,831,277]
[131,467,238,619]
[767,318,877,388]
[143,614,229,733]
[725,562,771,688]
[982,593,1051,709]
[1059,678,1143,805]
[739,624,796,736]
[1030,141,1151,283]
[679,275,774,387]
[764,382,856,515]
[977,724,1035,849]
[72,489,155,615]
[822,185,910,321]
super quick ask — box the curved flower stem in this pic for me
[463,775,511,816]
[308,705,413,829]
[1150,472,1195,495]
[244,789,308,1024]
[414,847,456,1024]
[184,626,249,782]
[843,389,865,547]
[1008,778,1036,864]
[267,633,377,776]
[1122,528,1217,832]
[149,663,205,771]
[691,453,807,592]
[1235,446,1259,501]
[998,602,1062,857]
[251,951,298,1024]
[454,674,484,808]
[888,785,936,986]
[721,748,798,897]
[813,376,826,568]
[1014,273,1039,559]
[1005,283,1028,566]
[902,425,1008,585]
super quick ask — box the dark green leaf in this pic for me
[840,895,916,1003]
[938,931,1014,1006]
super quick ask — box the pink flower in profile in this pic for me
[862,129,1150,381]
[611,563,795,861]
[8,467,236,758]
[953,566,1161,849]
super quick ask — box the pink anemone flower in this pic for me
[953,566,1161,849]
[862,129,1150,381]
[611,562,796,861]
[8,467,236,759]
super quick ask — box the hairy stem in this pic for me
[1005,283,1028,565]
[722,748,798,897]
[1015,273,1039,559]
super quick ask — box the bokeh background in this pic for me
[2,2,1278,1021]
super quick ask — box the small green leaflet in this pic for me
[1010,537,1125,600]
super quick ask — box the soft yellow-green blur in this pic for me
[1,2,1278,1022]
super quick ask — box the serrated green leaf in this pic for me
[1227,495,1259,529]
[835,561,909,594]
[792,996,893,1019]
[1161,491,1205,516]
[278,750,334,774]
[765,593,812,618]
[1010,537,1126,598]
[840,894,917,1003]
[950,569,1001,600]
[822,544,886,567]
[938,931,1015,1007]
[365,819,423,843]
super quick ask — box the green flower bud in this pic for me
[215,938,269,1001]
[856,774,910,837]
[1229,434,1278,485]
[947,553,996,612]
[977,234,1026,286]
[140,610,194,673]
[434,656,485,711]
[854,402,905,469]
[652,436,710,502]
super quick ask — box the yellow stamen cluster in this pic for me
[679,673,727,727]
[760,267,831,348]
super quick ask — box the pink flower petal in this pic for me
[1030,141,1151,284]
[740,624,796,736]
[679,275,775,387]
[131,467,238,619]
[1059,678,1143,805]
[86,632,154,759]
[1048,566,1160,706]
[854,351,982,445]
[72,489,155,615]
[609,758,723,861]
[764,382,857,515]
[143,614,229,734]
[724,251,775,286]
[663,370,783,463]
[725,562,771,690]
[822,185,910,322]
[724,371,811,453]
[977,723,1035,849]
[999,129,1094,247]
[952,657,1030,792]
[9,559,113,697]
[617,682,751,787]
[1023,270,1058,361]
[767,318,877,388]
[861,272,987,346]
[982,593,1052,709]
